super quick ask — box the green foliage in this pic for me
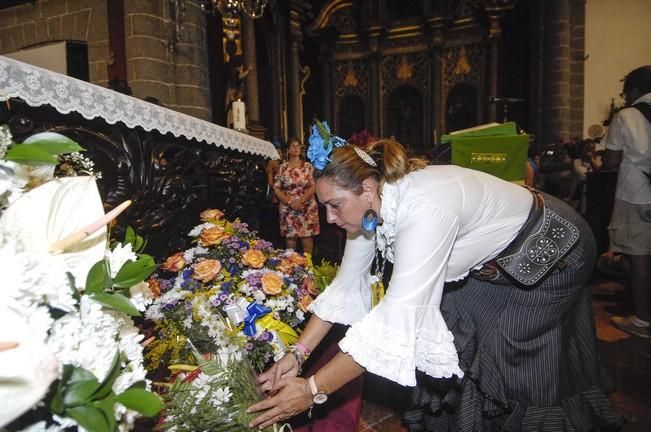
[123,226,148,253]
[312,259,339,292]
[4,132,84,165]
[113,255,156,288]
[49,352,163,432]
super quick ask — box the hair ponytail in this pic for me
[315,138,426,194]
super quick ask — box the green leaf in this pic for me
[112,255,156,288]
[124,226,136,245]
[91,350,121,401]
[115,388,165,417]
[92,397,118,432]
[50,365,75,415]
[92,292,141,316]
[127,380,147,390]
[65,405,112,432]
[85,260,111,294]
[22,132,84,153]
[4,144,59,164]
[63,378,101,406]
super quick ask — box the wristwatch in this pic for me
[308,375,328,405]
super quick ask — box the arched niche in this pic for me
[386,85,422,150]
[446,83,479,133]
[338,94,365,140]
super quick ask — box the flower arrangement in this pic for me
[143,209,335,431]
[158,342,274,432]
[0,125,162,431]
[306,120,347,170]
[144,209,324,374]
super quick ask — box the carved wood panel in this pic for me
[1,100,266,260]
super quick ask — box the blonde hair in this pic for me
[315,139,427,192]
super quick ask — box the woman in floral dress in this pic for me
[273,138,320,255]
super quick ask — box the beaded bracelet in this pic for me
[288,344,309,373]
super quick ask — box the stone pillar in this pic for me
[241,16,266,139]
[541,0,571,143]
[287,0,311,140]
[484,1,517,122]
[124,0,211,120]
[427,16,446,146]
[366,26,382,136]
[569,0,585,138]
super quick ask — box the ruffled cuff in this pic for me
[338,299,463,386]
[308,273,371,325]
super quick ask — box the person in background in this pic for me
[266,138,284,203]
[273,137,320,255]
[602,65,651,339]
[249,136,621,431]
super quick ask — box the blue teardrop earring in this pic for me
[361,208,379,233]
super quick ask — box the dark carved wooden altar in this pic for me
[1,100,267,260]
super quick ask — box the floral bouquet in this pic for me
[0,125,163,431]
[144,209,323,374]
[143,209,333,430]
[158,342,275,432]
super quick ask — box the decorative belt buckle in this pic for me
[496,208,579,286]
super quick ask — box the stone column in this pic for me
[241,16,266,138]
[484,1,517,122]
[287,0,310,140]
[541,0,571,143]
[427,16,446,146]
[366,26,382,136]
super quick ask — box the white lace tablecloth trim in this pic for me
[0,56,279,159]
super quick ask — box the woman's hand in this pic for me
[248,377,312,429]
[256,352,300,394]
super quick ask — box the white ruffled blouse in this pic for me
[309,165,532,386]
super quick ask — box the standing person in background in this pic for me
[273,138,320,256]
[603,65,651,339]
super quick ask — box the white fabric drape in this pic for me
[0,56,279,160]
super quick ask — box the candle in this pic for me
[233,100,246,130]
[49,200,132,254]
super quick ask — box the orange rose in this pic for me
[276,259,294,274]
[161,252,186,272]
[298,295,313,312]
[192,259,222,283]
[200,209,225,222]
[200,225,229,246]
[288,252,307,266]
[261,272,283,295]
[302,276,319,296]
[242,249,266,269]
[147,277,161,298]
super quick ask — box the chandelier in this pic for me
[202,0,268,25]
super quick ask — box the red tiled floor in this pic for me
[355,273,651,431]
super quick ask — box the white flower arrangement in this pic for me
[0,126,163,431]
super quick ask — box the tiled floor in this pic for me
[356,273,651,431]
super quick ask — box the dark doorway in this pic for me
[446,83,479,133]
[386,85,422,151]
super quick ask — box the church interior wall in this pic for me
[584,0,651,136]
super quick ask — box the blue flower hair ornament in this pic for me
[307,120,347,170]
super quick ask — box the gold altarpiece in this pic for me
[303,0,517,154]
